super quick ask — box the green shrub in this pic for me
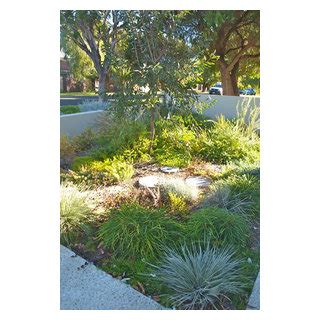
[98,204,184,259]
[154,148,192,167]
[60,135,76,165]
[89,157,134,182]
[60,105,81,114]
[97,114,149,155]
[186,207,250,249]
[60,183,92,245]
[72,128,96,152]
[89,147,112,161]
[199,116,260,164]
[71,156,96,171]
[154,242,244,309]
[121,136,153,162]
[70,156,134,186]
[154,116,200,167]
[168,192,189,213]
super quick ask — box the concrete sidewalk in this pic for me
[60,245,164,310]
[247,272,260,310]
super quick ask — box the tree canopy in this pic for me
[60,10,260,97]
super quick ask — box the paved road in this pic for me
[60,95,99,106]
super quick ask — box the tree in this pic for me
[113,10,198,149]
[61,40,97,90]
[185,10,260,96]
[238,59,260,93]
[193,51,219,92]
[60,10,124,98]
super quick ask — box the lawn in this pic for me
[60,104,260,310]
[60,92,115,97]
[60,91,98,97]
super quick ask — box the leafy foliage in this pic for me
[60,105,81,114]
[167,192,189,213]
[186,207,250,249]
[70,156,134,187]
[154,116,199,167]
[154,242,244,309]
[183,10,260,95]
[71,156,96,171]
[98,204,183,259]
[60,135,76,165]
[60,10,124,98]
[96,112,150,161]
[72,128,96,152]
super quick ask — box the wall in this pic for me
[60,95,260,137]
[197,94,260,120]
[60,110,104,137]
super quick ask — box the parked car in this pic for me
[242,88,256,95]
[209,87,221,95]
[209,82,223,95]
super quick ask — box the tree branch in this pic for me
[226,41,256,72]
[239,52,260,61]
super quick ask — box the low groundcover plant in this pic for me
[97,204,183,259]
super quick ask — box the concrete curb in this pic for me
[60,245,164,310]
[247,272,260,310]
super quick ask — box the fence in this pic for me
[60,95,260,137]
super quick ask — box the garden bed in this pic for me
[60,107,260,310]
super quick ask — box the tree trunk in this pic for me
[220,62,237,96]
[230,61,240,96]
[98,72,107,100]
[148,108,156,153]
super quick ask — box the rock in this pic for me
[138,175,160,188]
[185,176,212,188]
[160,166,180,174]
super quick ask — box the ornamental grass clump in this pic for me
[60,183,92,245]
[199,105,260,165]
[204,173,260,217]
[79,99,109,112]
[186,207,250,249]
[202,182,254,216]
[160,177,199,202]
[154,242,244,309]
[98,204,183,259]
[199,116,260,164]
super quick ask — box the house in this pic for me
[60,58,70,92]
[60,57,116,93]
